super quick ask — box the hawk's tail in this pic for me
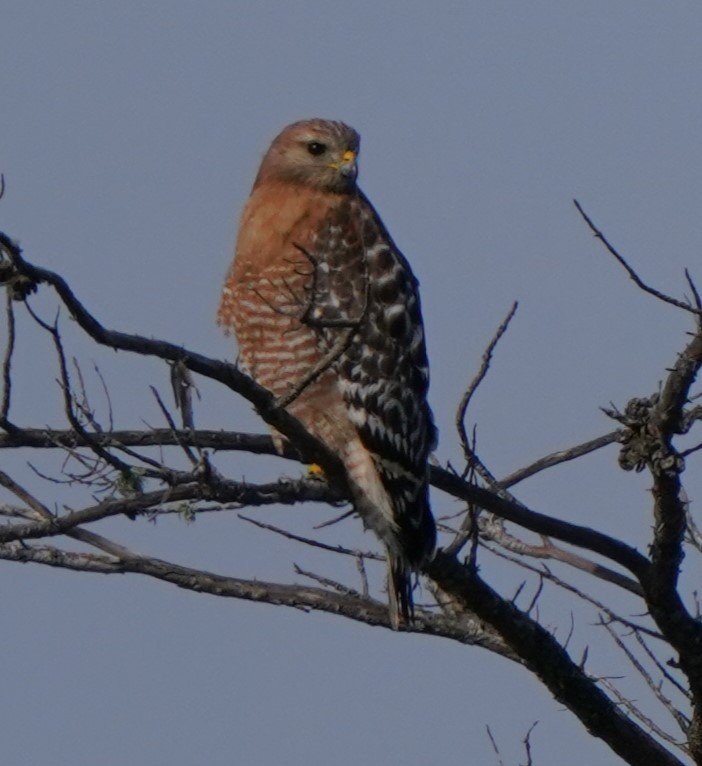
[389,558,415,629]
[388,492,436,629]
[343,445,436,629]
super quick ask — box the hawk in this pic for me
[218,119,437,626]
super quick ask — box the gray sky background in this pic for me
[2,3,702,765]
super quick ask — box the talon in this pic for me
[307,463,325,478]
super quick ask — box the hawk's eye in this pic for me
[307,141,327,156]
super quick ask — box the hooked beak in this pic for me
[330,149,357,180]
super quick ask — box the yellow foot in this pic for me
[307,463,325,479]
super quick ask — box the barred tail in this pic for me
[343,442,435,629]
[388,490,436,629]
[388,557,414,629]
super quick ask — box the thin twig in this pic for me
[430,465,651,581]
[601,619,690,736]
[0,469,135,558]
[92,362,115,431]
[485,544,659,638]
[522,721,538,766]
[25,301,136,480]
[598,677,688,754]
[499,429,622,488]
[480,520,643,596]
[685,269,702,313]
[293,564,359,596]
[633,630,692,703]
[239,514,383,560]
[486,725,505,766]
[275,327,355,410]
[150,384,198,465]
[455,301,518,464]
[574,200,700,315]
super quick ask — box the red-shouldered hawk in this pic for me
[218,119,436,627]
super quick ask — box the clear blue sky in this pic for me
[2,3,702,764]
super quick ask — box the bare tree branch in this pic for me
[430,466,650,580]
[456,301,518,467]
[426,551,685,766]
[0,473,343,546]
[2,227,700,765]
[478,519,643,596]
[239,513,383,561]
[498,429,622,488]
[486,544,659,638]
[573,203,702,760]
[0,539,518,655]
[574,199,701,316]
[0,419,654,579]
[0,231,349,486]
[601,618,690,738]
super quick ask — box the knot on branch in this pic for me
[606,396,685,476]
[0,259,38,301]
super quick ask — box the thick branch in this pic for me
[644,325,702,754]
[430,466,650,581]
[0,232,348,488]
[427,551,685,766]
[0,475,342,545]
[1,229,696,763]
[648,327,702,590]
[0,541,516,656]
[0,425,652,582]
[0,427,290,456]
[574,204,702,757]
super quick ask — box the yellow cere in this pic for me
[329,150,356,171]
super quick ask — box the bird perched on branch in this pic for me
[218,119,436,627]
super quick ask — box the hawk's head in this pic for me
[254,119,360,194]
